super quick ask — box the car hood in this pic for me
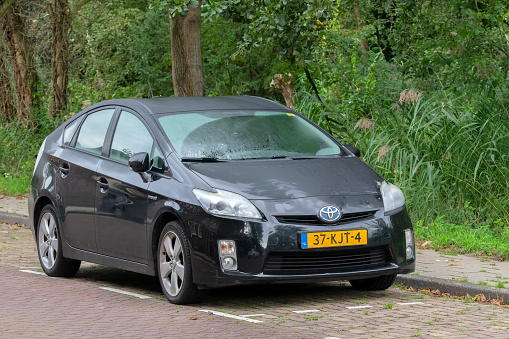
[186,157,383,200]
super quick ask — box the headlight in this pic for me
[193,188,262,219]
[380,181,405,213]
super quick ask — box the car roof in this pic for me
[84,95,294,115]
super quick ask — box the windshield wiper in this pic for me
[238,155,290,160]
[181,157,224,162]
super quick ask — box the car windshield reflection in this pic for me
[158,110,343,160]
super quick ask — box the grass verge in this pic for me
[415,216,509,260]
[0,176,31,197]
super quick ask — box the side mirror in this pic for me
[344,145,361,157]
[129,152,150,173]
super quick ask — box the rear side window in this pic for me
[63,118,80,146]
[109,111,153,163]
[75,109,115,155]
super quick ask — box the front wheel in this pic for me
[349,274,397,290]
[37,205,81,277]
[157,221,203,304]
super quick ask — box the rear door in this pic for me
[58,108,116,252]
[95,109,154,263]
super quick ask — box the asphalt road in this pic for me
[1,222,508,338]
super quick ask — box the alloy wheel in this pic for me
[38,212,59,269]
[159,231,185,296]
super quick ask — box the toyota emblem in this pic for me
[318,205,342,223]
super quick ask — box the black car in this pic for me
[29,96,415,304]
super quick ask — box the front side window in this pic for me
[157,111,343,160]
[76,109,115,155]
[151,147,167,173]
[109,111,154,163]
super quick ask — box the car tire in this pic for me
[157,221,204,304]
[37,205,81,277]
[349,274,397,290]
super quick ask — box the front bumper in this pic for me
[185,206,415,288]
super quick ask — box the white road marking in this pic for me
[19,267,42,269]
[20,269,47,276]
[397,302,424,305]
[99,287,152,299]
[241,314,266,317]
[199,310,263,323]
[345,305,372,309]
[292,309,320,313]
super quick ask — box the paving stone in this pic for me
[1,222,509,338]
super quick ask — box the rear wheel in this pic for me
[37,205,81,277]
[349,274,397,290]
[157,221,203,304]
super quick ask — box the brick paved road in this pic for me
[1,223,508,339]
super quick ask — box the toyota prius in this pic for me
[29,96,415,304]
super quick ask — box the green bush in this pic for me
[294,35,509,251]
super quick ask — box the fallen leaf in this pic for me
[431,289,441,296]
[449,264,461,266]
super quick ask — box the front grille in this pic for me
[275,210,376,225]
[263,248,387,275]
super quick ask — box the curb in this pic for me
[0,212,28,225]
[396,274,509,305]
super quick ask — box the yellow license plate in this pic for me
[301,229,368,249]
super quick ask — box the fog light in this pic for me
[218,240,238,271]
[406,246,413,258]
[221,257,236,269]
[405,229,414,259]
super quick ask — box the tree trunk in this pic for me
[2,1,39,122]
[0,43,15,121]
[169,1,204,97]
[46,0,92,117]
[353,0,369,51]
[48,0,70,117]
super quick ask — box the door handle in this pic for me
[59,163,70,175]
[97,178,109,190]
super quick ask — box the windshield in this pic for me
[157,110,343,160]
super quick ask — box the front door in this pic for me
[95,110,154,263]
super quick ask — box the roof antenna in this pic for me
[148,82,154,98]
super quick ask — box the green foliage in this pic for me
[0,175,31,196]
[129,8,173,97]
[2,0,509,258]
[202,16,282,96]
[0,108,64,196]
[294,11,509,246]
[72,0,171,98]
[151,0,200,16]
[222,0,339,64]
[366,0,509,92]
[415,213,509,260]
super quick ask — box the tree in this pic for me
[1,0,40,122]
[353,0,368,51]
[168,0,204,96]
[47,0,92,117]
[0,43,15,121]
